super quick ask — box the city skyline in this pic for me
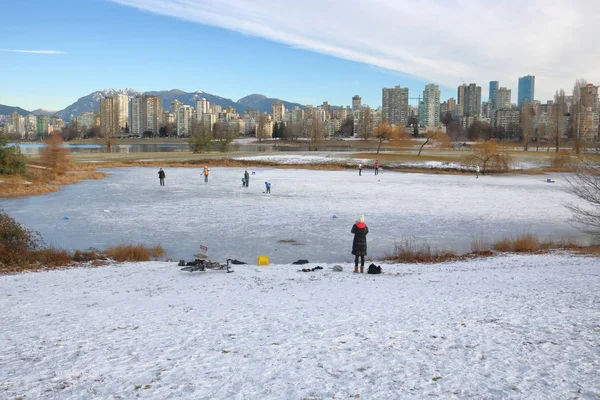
[1,0,599,110]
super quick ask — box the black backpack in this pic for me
[367,263,382,274]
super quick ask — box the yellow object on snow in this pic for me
[257,255,269,266]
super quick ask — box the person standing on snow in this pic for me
[358,163,362,176]
[374,160,380,175]
[351,215,368,273]
[244,170,250,187]
[203,166,210,182]
[264,181,271,193]
[476,164,480,179]
[158,168,166,186]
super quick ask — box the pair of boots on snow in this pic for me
[354,265,364,273]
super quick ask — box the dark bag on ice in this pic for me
[292,259,309,265]
[367,263,382,274]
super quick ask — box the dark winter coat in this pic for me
[158,170,165,179]
[351,222,368,256]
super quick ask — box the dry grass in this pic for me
[384,238,458,263]
[0,166,108,199]
[512,234,540,252]
[104,244,165,262]
[491,234,582,253]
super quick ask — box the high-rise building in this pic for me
[489,81,499,103]
[271,101,285,122]
[579,83,599,140]
[459,84,482,117]
[77,112,97,131]
[196,98,210,117]
[130,96,142,135]
[170,100,183,114]
[113,93,129,133]
[447,97,456,112]
[176,105,193,136]
[100,97,114,136]
[36,115,49,135]
[352,95,362,111]
[142,95,163,135]
[382,85,409,125]
[518,75,535,108]
[419,84,440,127]
[495,88,512,110]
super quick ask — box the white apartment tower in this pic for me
[100,97,114,136]
[382,85,409,125]
[196,98,210,118]
[130,96,142,135]
[142,95,163,135]
[113,93,129,133]
[271,101,285,123]
[176,105,193,136]
[420,84,440,127]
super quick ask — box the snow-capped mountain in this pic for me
[2,89,305,120]
[55,88,142,120]
[237,94,304,113]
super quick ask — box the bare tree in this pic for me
[571,78,588,154]
[417,129,450,156]
[356,107,372,140]
[39,134,71,175]
[372,119,407,153]
[566,156,600,238]
[213,122,236,152]
[188,119,213,153]
[283,122,301,141]
[308,118,324,151]
[552,90,566,153]
[256,113,268,142]
[520,101,535,151]
[466,139,512,174]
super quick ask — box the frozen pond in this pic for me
[0,168,589,263]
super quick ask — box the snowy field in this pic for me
[1,254,599,399]
[0,167,589,263]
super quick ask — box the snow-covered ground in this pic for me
[1,253,599,399]
[233,153,549,171]
[0,167,589,263]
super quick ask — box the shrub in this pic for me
[493,234,544,253]
[512,234,540,252]
[104,244,165,262]
[493,238,513,252]
[0,210,44,265]
[73,248,106,262]
[31,248,72,267]
[385,238,456,263]
[550,150,574,169]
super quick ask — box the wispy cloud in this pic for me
[109,0,600,100]
[0,49,66,54]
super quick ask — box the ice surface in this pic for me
[1,254,599,398]
[0,167,588,263]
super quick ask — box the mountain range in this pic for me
[0,89,305,121]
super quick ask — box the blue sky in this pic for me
[1,0,598,111]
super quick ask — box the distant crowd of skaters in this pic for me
[157,161,386,191]
[157,166,272,193]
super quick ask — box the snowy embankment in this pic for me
[233,154,539,172]
[1,253,599,399]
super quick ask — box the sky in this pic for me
[0,0,599,112]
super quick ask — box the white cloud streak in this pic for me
[109,0,600,101]
[0,49,66,54]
